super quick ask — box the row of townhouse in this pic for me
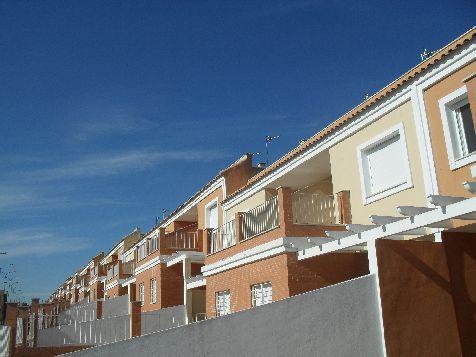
[46,28,476,353]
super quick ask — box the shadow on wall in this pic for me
[443,232,476,357]
[376,232,476,357]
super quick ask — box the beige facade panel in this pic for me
[329,100,427,224]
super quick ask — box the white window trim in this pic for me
[204,198,219,229]
[357,122,413,205]
[150,278,157,304]
[139,283,145,306]
[215,289,231,317]
[438,85,476,170]
[251,282,272,307]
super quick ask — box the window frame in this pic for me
[357,122,413,205]
[215,289,231,317]
[438,85,476,170]
[139,283,145,306]
[204,198,219,229]
[150,278,157,304]
[251,282,273,307]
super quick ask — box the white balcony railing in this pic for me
[292,192,335,225]
[209,220,236,254]
[165,230,198,250]
[241,196,279,241]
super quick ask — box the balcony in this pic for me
[122,261,135,275]
[206,186,351,256]
[208,220,237,254]
[106,261,120,280]
[164,225,199,250]
[89,265,105,280]
[241,196,279,241]
[292,192,336,225]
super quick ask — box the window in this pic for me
[215,290,231,317]
[150,278,157,304]
[148,236,158,254]
[251,282,272,307]
[439,86,476,170]
[137,243,147,261]
[139,283,145,306]
[205,199,219,229]
[357,123,412,204]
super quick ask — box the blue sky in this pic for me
[0,1,474,302]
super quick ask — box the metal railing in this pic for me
[292,192,335,225]
[241,196,279,241]
[165,227,198,250]
[209,220,236,254]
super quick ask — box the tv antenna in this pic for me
[265,135,280,165]
[420,48,436,61]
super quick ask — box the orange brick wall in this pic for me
[206,251,369,318]
[135,263,184,312]
[287,252,369,296]
[205,254,290,317]
[105,283,127,299]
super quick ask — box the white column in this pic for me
[367,239,387,357]
[182,258,192,324]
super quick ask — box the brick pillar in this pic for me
[30,298,39,347]
[21,317,27,346]
[463,72,476,128]
[277,187,293,236]
[5,303,18,357]
[158,227,166,252]
[96,300,102,319]
[197,229,204,253]
[235,212,243,243]
[128,283,136,302]
[130,301,141,338]
[30,298,39,314]
[202,229,210,254]
[336,190,352,224]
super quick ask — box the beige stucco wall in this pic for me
[296,177,333,195]
[329,100,428,224]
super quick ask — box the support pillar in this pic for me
[367,240,387,356]
[277,186,293,235]
[235,212,243,243]
[336,190,352,224]
[183,258,192,324]
[129,301,141,338]
[4,303,18,357]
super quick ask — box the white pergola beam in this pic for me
[346,224,375,233]
[397,205,434,216]
[298,197,476,261]
[369,215,405,225]
[427,195,466,206]
[325,230,353,239]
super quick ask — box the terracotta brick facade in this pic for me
[205,251,369,317]
[135,262,184,312]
